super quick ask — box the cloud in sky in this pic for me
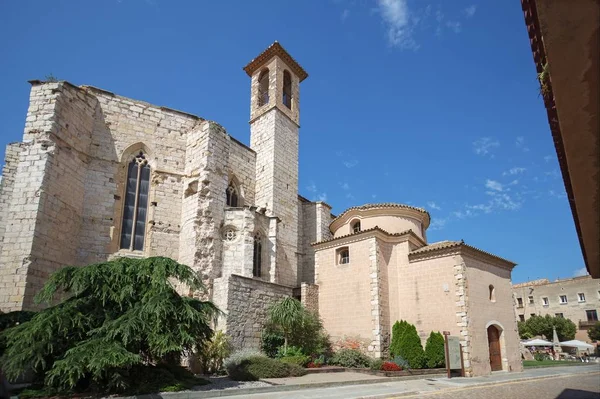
[503,167,526,176]
[464,5,476,18]
[343,159,358,168]
[341,8,350,21]
[485,179,503,192]
[473,137,499,157]
[377,0,419,50]
[445,21,461,33]
[427,201,441,210]
[516,136,530,152]
[317,193,328,202]
[573,267,588,277]
[544,155,553,163]
[340,182,350,190]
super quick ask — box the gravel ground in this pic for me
[190,376,272,391]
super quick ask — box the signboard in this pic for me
[446,336,462,370]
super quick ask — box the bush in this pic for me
[424,331,445,369]
[224,349,264,374]
[391,355,410,370]
[276,345,304,358]
[280,355,310,367]
[227,356,306,381]
[261,330,285,358]
[329,349,372,368]
[196,330,232,374]
[533,352,551,362]
[381,361,402,371]
[390,320,409,357]
[394,322,426,369]
[370,358,384,370]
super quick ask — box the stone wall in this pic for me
[299,200,332,284]
[301,282,319,314]
[226,274,293,350]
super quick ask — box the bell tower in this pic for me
[244,41,308,286]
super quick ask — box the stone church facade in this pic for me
[0,42,522,376]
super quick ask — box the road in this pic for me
[219,368,600,399]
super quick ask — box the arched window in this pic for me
[258,69,269,107]
[351,220,361,233]
[337,247,350,265]
[120,151,150,251]
[253,233,262,277]
[283,70,292,109]
[489,285,496,302]
[226,182,239,207]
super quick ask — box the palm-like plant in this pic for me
[267,297,304,352]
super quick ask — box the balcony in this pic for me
[579,320,599,328]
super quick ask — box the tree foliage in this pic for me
[518,315,576,341]
[389,320,409,358]
[588,322,600,342]
[0,257,218,394]
[424,331,445,369]
[389,320,425,369]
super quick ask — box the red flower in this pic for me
[381,362,402,371]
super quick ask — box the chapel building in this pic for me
[0,42,522,376]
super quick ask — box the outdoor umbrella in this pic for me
[522,338,553,346]
[559,340,594,349]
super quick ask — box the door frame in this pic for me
[485,320,507,372]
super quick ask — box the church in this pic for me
[0,42,522,376]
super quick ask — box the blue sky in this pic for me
[0,0,586,283]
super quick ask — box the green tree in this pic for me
[522,315,576,341]
[517,320,533,339]
[424,331,445,369]
[0,257,218,394]
[588,322,600,342]
[389,320,409,358]
[396,322,426,369]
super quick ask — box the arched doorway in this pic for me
[487,325,503,371]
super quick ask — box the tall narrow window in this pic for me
[253,233,262,277]
[283,70,292,109]
[489,285,496,302]
[226,182,239,207]
[352,220,361,233]
[120,151,150,251]
[258,69,269,107]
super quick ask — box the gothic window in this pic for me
[120,151,150,251]
[226,182,239,207]
[351,220,361,233]
[258,69,269,107]
[283,70,292,109]
[253,233,262,277]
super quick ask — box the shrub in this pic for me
[329,349,372,368]
[227,356,306,381]
[424,331,445,369]
[280,355,310,367]
[391,355,410,370]
[276,345,304,358]
[395,322,426,369]
[534,352,551,362]
[261,330,285,358]
[381,361,402,371]
[197,330,232,374]
[390,320,409,357]
[370,359,384,370]
[224,349,264,374]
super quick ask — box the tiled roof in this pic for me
[243,41,308,82]
[331,203,430,224]
[311,226,422,246]
[409,240,516,266]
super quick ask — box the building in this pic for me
[520,0,599,278]
[513,276,600,343]
[0,42,521,376]
[313,204,523,376]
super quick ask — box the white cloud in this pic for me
[343,159,358,168]
[340,182,350,190]
[306,182,317,193]
[377,0,419,50]
[545,169,561,179]
[485,179,504,192]
[427,201,441,210]
[429,217,448,231]
[346,193,355,200]
[487,191,521,210]
[473,137,500,157]
[544,155,553,163]
[466,203,492,214]
[317,193,328,202]
[549,189,567,199]
[445,21,461,33]
[341,8,350,21]
[573,267,588,277]
[510,179,519,185]
[516,136,530,152]
[464,5,476,18]
[503,167,526,176]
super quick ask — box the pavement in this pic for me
[130,364,600,399]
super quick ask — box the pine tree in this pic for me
[424,331,445,368]
[397,323,426,369]
[390,320,409,358]
[0,257,218,393]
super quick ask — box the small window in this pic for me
[528,296,534,304]
[516,297,523,308]
[253,233,262,277]
[578,293,586,302]
[283,70,292,109]
[542,297,549,306]
[258,69,269,107]
[555,313,564,318]
[519,315,525,322]
[489,285,496,302]
[351,220,361,233]
[337,247,350,265]
[559,295,568,304]
[586,310,598,322]
[226,182,239,207]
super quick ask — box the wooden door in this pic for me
[487,325,502,371]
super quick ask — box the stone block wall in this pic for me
[299,200,332,284]
[228,139,256,206]
[300,282,319,314]
[225,274,293,350]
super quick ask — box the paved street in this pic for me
[209,365,600,399]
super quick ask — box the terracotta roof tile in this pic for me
[331,203,430,225]
[311,226,422,246]
[409,240,516,266]
[243,41,308,82]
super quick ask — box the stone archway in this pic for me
[487,324,503,371]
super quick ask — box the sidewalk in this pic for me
[130,364,599,399]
